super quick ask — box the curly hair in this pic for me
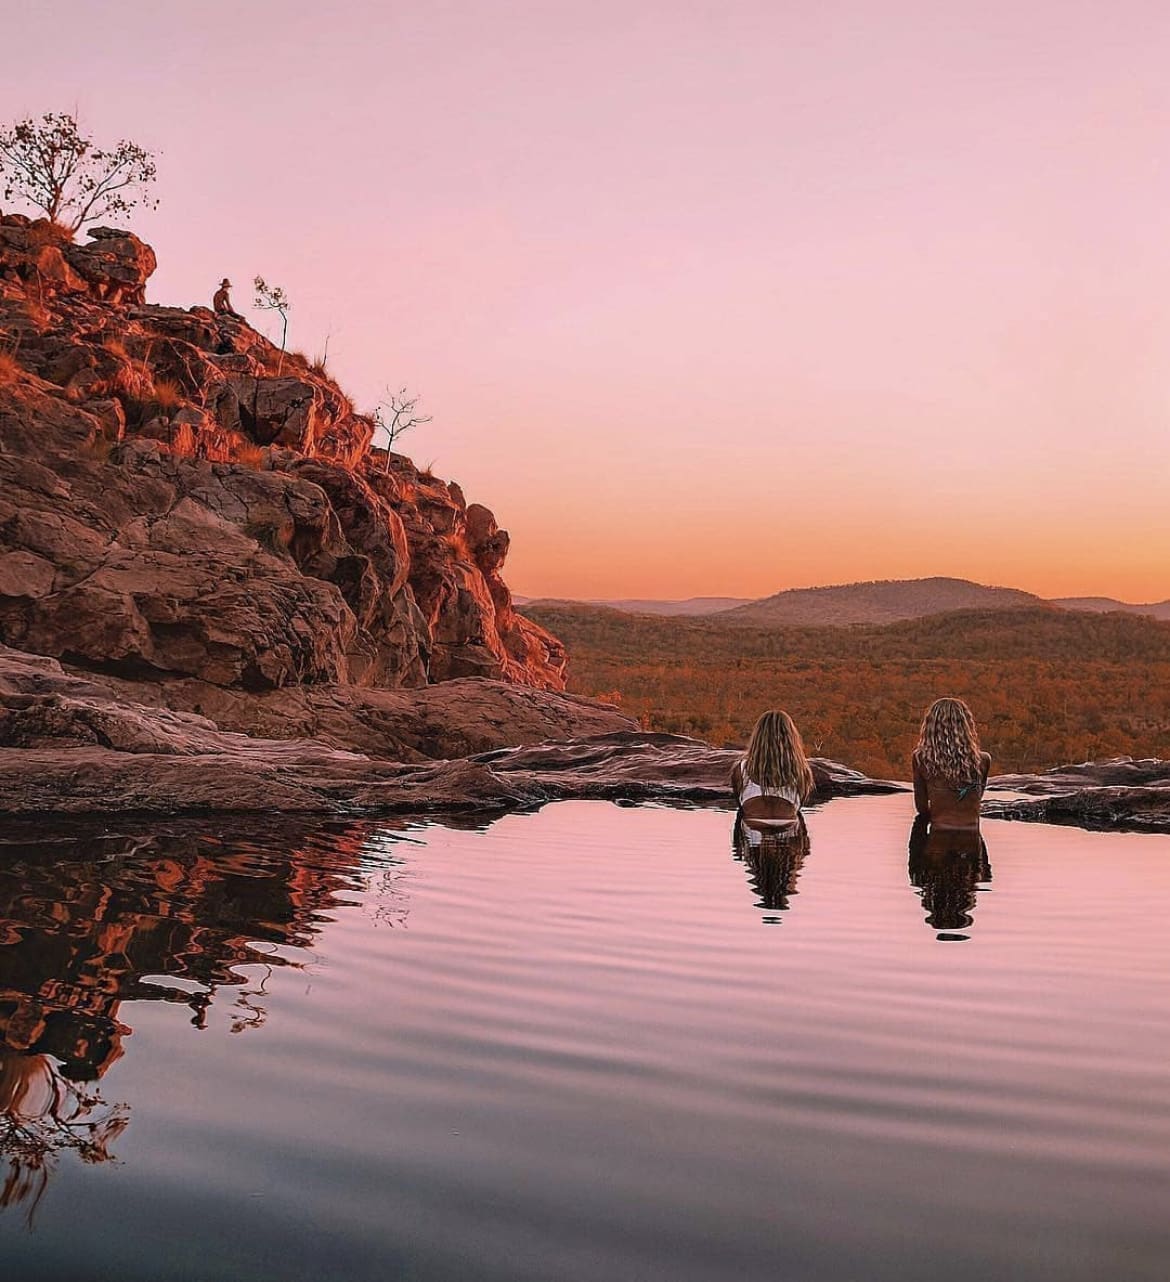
[914,697,983,787]
[743,710,816,800]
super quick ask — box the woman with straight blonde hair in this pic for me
[731,709,816,831]
[912,697,991,830]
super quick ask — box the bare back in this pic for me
[912,751,991,830]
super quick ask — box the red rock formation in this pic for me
[0,214,571,723]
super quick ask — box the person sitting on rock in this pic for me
[213,278,241,320]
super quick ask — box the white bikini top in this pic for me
[737,757,803,808]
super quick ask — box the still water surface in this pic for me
[1,796,1168,1281]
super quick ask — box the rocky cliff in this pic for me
[0,214,627,758]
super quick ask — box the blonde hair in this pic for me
[915,697,983,786]
[743,710,815,800]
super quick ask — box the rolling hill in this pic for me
[518,579,1170,627]
[716,577,1045,626]
[1054,597,1170,621]
[595,596,751,616]
[520,596,751,616]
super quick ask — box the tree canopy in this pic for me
[0,113,158,234]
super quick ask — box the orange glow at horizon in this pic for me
[506,531,1170,607]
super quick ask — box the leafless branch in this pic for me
[375,386,432,467]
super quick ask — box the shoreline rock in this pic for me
[0,734,901,819]
[983,759,1170,834]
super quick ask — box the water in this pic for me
[1,796,1168,1281]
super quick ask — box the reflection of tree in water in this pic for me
[0,816,417,1217]
[907,816,992,940]
[358,815,494,930]
[0,1052,128,1225]
[732,815,812,922]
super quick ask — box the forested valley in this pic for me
[522,604,1170,779]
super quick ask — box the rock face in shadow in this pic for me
[0,214,567,708]
[0,645,628,771]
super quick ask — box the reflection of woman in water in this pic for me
[908,815,992,937]
[733,815,812,919]
[912,697,991,830]
[731,710,816,832]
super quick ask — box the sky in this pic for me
[4,1,1169,601]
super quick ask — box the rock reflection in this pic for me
[732,815,812,922]
[0,816,414,1218]
[907,816,992,941]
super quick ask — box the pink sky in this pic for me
[5,1,1169,600]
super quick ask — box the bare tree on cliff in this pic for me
[376,388,432,468]
[252,277,290,373]
[0,113,158,236]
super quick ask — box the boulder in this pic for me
[62,226,157,304]
[983,757,1170,832]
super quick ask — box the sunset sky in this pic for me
[5,1,1169,600]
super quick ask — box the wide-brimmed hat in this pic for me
[220,278,232,287]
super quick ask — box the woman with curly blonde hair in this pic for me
[731,709,817,831]
[912,697,991,830]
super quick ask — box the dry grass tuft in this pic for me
[122,388,177,429]
[111,365,144,399]
[0,349,22,384]
[235,441,267,469]
[150,377,185,410]
[25,221,69,251]
[103,336,129,360]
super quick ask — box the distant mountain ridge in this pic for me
[604,596,751,616]
[522,579,1169,627]
[717,577,1044,626]
[519,596,752,617]
[1052,596,1170,621]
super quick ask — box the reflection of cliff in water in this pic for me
[0,816,422,1219]
[907,816,993,940]
[732,816,812,923]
